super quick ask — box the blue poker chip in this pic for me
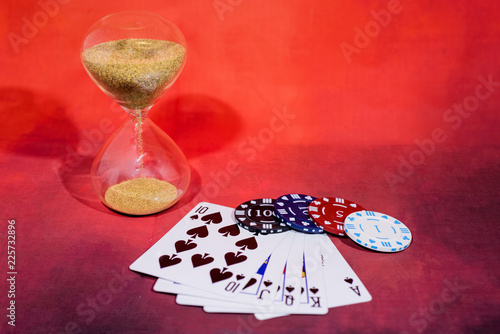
[274,194,323,234]
[344,211,412,252]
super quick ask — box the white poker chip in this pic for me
[344,211,412,253]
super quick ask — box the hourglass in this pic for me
[81,11,190,215]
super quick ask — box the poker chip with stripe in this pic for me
[308,197,365,236]
[234,198,290,234]
[274,194,323,234]
[344,211,412,252]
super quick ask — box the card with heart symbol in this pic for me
[130,202,287,298]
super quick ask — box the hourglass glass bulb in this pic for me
[91,113,190,215]
[81,11,190,215]
[81,12,187,110]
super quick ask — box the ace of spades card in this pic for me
[130,202,287,298]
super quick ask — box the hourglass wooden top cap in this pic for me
[81,11,187,51]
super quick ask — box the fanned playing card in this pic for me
[202,233,330,317]
[318,233,372,308]
[130,202,287,298]
[154,231,295,306]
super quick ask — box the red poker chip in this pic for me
[308,197,365,236]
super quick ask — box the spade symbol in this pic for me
[191,253,214,268]
[235,237,258,251]
[310,287,319,294]
[344,277,354,284]
[285,285,295,293]
[210,267,233,283]
[218,224,240,237]
[187,225,209,239]
[243,278,257,290]
[159,254,181,268]
[225,251,247,266]
[190,214,199,220]
[201,212,223,225]
[175,239,197,253]
[263,280,272,287]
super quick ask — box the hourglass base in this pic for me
[90,115,190,216]
[103,177,179,215]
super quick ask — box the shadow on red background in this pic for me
[152,94,243,159]
[0,87,78,156]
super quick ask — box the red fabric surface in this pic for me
[1,0,499,333]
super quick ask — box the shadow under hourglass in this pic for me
[0,87,111,214]
[152,94,243,160]
[0,87,79,157]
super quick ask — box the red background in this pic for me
[1,0,499,333]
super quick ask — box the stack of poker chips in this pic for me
[235,194,412,253]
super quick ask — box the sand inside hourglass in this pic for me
[82,38,186,215]
[81,38,186,110]
[104,177,178,215]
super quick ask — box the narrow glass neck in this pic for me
[122,105,152,119]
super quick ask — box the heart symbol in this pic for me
[235,237,258,251]
[210,267,233,283]
[190,214,198,220]
[285,285,295,293]
[263,280,272,287]
[218,224,240,237]
[310,287,319,294]
[236,274,245,281]
[201,212,223,225]
[175,240,197,253]
[344,277,353,284]
[187,225,209,239]
[225,251,247,266]
[191,253,214,268]
[243,278,257,290]
[158,255,181,268]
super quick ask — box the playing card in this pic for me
[203,232,329,317]
[130,202,287,298]
[172,231,296,310]
[265,232,304,313]
[198,232,305,315]
[234,233,371,319]
[155,231,294,306]
[254,233,329,317]
[318,233,372,307]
